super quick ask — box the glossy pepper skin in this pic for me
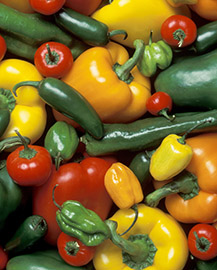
[104,162,144,209]
[32,157,113,246]
[0,59,46,144]
[0,162,23,230]
[55,200,110,246]
[62,40,151,124]
[93,204,188,270]
[91,0,190,48]
[6,249,87,270]
[137,32,173,77]
[150,133,193,181]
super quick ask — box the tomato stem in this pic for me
[173,29,186,47]
[15,130,37,159]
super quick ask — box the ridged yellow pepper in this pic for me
[150,133,193,181]
[0,59,47,144]
[0,0,34,13]
[91,0,191,48]
[104,162,144,209]
[61,40,151,124]
[93,204,188,270]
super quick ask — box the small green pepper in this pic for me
[53,187,110,246]
[137,31,173,77]
[44,121,79,170]
[196,257,217,270]
[4,215,48,255]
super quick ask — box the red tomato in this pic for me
[29,0,66,15]
[0,246,8,270]
[0,35,7,61]
[6,142,53,187]
[188,223,217,260]
[161,15,197,48]
[34,41,73,78]
[64,0,102,16]
[32,157,113,246]
[57,232,96,266]
[146,91,175,121]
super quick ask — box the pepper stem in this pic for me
[0,88,16,111]
[0,136,30,153]
[193,232,211,252]
[15,130,37,159]
[65,241,80,256]
[173,28,186,48]
[178,119,212,145]
[105,220,157,270]
[158,108,176,121]
[13,81,40,97]
[52,184,62,210]
[109,30,128,41]
[145,170,199,207]
[119,204,138,236]
[113,39,145,84]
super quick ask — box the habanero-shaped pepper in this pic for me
[61,40,151,124]
[93,204,188,270]
[146,132,217,224]
[137,31,173,77]
[0,59,46,144]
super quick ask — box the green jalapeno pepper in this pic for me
[196,257,217,270]
[44,121,79,169]
[13,78,104,139]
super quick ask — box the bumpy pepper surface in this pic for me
[0,59,46,144]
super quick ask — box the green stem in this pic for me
[0,136,30,153]
[119,204,138,236]
[194,231,211,252]
[65,241,80,256]
[0,88,16,111]
[13,81,40,97]
[109,30,128,40]
[15,130,37,159]
[158,108,176,121]
[113,39,145,84]
[173,29,186,48]
[145,170,199,207]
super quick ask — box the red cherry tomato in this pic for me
[6,133,52,186]
[146,91,175,121]
[0,35,7,61]
[34,41,73,78]
[64,0,102,16]
[188,223,217,260]
[161,15,197,48]
[57,232,96,266]
[0,246,8,270]
[29,0,66,15]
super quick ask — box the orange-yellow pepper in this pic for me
[104,162,144,209]
[0,0,34,13]
[61,40,151,124]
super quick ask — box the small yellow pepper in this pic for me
[0,59,47,144]
[61,40,151,124]
[93,204,188,270]
[104,162,144,209]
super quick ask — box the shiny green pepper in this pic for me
[44,121,79,169]
[54,194,110,246]
[137,32,173,77]
[0,161,23,229]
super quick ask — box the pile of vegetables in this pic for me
[0,0,217,269]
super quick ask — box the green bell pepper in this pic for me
[137,31,173,77]
[44,121,79,170]
[6,249,88,270]
[0,161,23,230]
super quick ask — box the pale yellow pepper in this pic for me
[93,204,189,270]
[91,0,191,48]
[150,134,193,181]
[104,162,144,209]
[0,59,47,144]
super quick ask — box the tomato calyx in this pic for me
[15,130,37,160]
[193,231,211,253]
[173,28,186,48]
[65,241,80,256]
[45,44,60,66]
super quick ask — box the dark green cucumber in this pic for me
[154,48,217,110]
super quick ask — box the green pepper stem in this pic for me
[173,29,186,48]
[46,44,55,62]
[158,108,176,121]
[119,204,138,236]
[15,130,37,159]
[193,231,211,252]
[0,136,30,153]
[0,88,16,111]
[113,39,145,84]
[52,184,62,210]
[145,170,199,207]
[65,241,80,256]
[13,81,40,97]
[109,30,128,40]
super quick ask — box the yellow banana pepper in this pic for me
[0,0,34,13]
[0,59,47,144]
[104,162,144,209]
[91,0,191,48]
[93,204,188,270]
[62,40,151,124]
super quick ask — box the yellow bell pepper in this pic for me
[104,162,144,209]
[93,204,188,270]
[0,59,47,144]
[0,0,34,13]
[62,40,151,124]
[166,0,198,7]
[91,0,191,48]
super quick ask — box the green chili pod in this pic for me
[4,215,47,254]
[44,121,79,169]
[13,78,104,139]
[55,200,110,246]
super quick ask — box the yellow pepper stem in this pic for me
[105,219,157,270]
[145,170,199,207]
[113,39,144,84]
